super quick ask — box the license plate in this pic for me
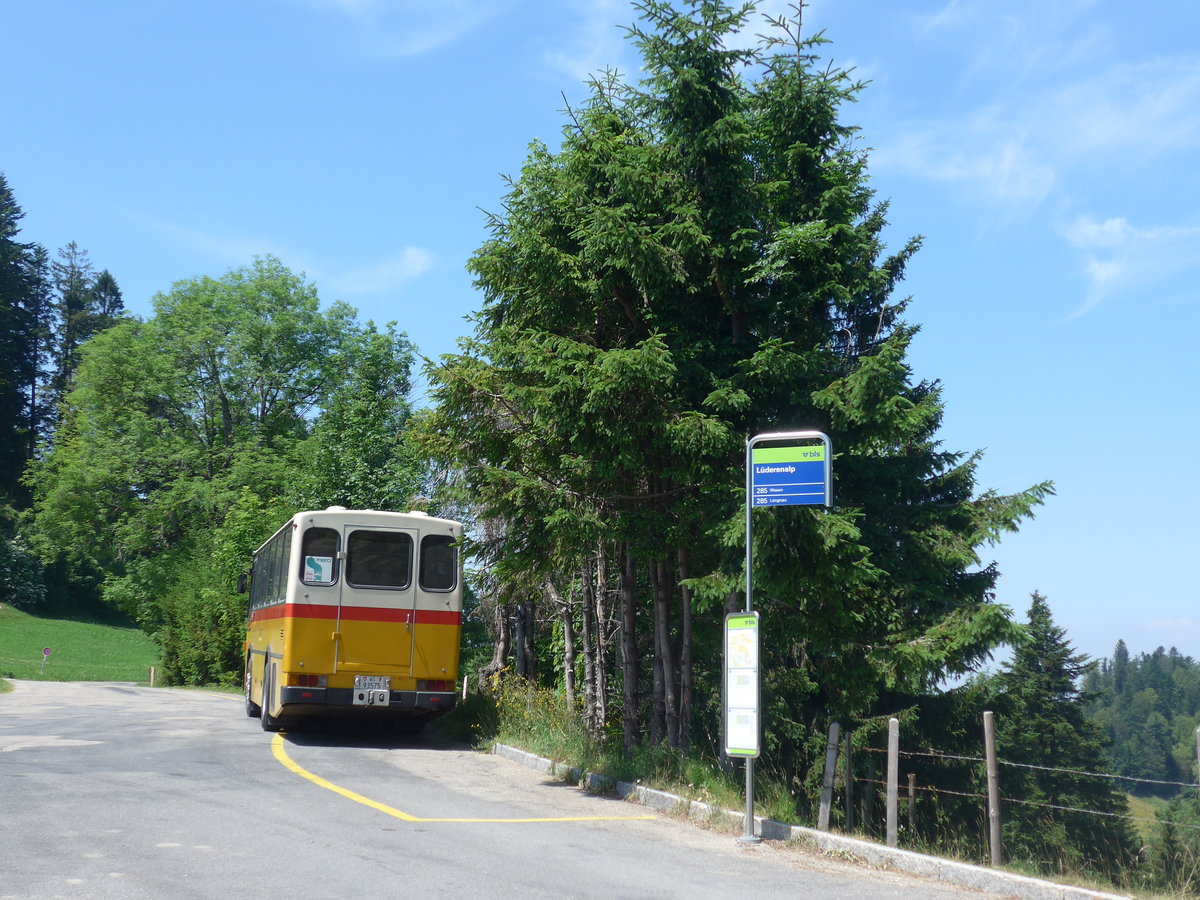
[353,676,391,706]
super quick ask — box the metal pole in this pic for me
[740,430,830,845]
[740,438,760,844]
[886,717,899,847]
[983,711,1002,866]
[818,721,841,831]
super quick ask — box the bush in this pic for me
[0,534,46,611]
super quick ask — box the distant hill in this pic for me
[1086,641,1200,797]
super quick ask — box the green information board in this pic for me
[724,612,760,758]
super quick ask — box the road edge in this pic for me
[492,742,1131,900]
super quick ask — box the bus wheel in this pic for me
[244,657,261,718]
[261,664,283,732]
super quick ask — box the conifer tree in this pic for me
[423,0,1049,773]
[994,593,1137,878]
[0,173,49,507]
[45,243,124,430]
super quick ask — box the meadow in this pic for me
[0,604,158,683]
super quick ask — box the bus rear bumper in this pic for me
[279,686,457,717]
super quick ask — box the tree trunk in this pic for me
[478,600,512,686]
[546,578,576,715]
[595,541,610,734]
[677,545,694,751]
[619,541,640,755]
[654,556,679,747]
[579,560,599,733]
[515,600,537,682]
[649,558,666,744]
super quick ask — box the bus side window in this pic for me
[269,532,284,605]
[347,530,412,589]
[419,535,457,591]
[301,527,339,585]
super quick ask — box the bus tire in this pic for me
[261,663,283,732]
[244,656,261,718]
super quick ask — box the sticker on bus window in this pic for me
[304,555,334,584]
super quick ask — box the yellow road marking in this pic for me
[271,733,654,824]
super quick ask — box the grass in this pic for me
[443,680,798,823]
[1127,793,1169,844]
[0,604,158,683]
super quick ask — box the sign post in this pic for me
[39,647,51,675]
[735,430,832,843]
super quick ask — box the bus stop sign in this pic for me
[750,439,830,507]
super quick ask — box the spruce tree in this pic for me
[46,243,124,428]
[423,0,1050,775]
[994,593,1137,878]
[0,173,45,506]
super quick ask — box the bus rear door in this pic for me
[334,524,418,677]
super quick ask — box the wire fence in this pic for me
[839,720,1200,853]
[862,744,1200,792]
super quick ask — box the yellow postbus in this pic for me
[241,506,463,732]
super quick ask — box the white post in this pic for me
[886,717,899,847]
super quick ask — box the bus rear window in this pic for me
[347,530,412,589]
[301,527,339,585]
[419,535,457,591]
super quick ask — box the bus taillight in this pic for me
[286,673,327,687]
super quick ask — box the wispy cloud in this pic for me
[874,3,1200,210]
[144,216,433,298]
[546,0,634,84]
[1061,215,1200,317]
[324,246,434,295]
[1052,59,1200,160]
[861,0,1200,317]
[875,126,1057,207]
[290,0,503,59]
[152,221,295,275]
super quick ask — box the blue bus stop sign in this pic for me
[750,440,830,507]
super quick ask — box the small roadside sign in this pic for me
[724,612,760,758]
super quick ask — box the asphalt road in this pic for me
[1,680,995,899]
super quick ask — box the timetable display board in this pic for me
[724,612,760,758]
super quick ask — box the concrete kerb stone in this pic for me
[492,743,1131,900]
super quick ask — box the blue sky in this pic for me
[6,0,1198,664]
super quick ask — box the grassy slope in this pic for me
[0,604,158,682]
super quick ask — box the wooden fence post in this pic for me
[887,717,899,847]
[983,710,1001,866]
[818,722,841,831]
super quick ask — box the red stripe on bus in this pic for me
[249,605,461,626]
